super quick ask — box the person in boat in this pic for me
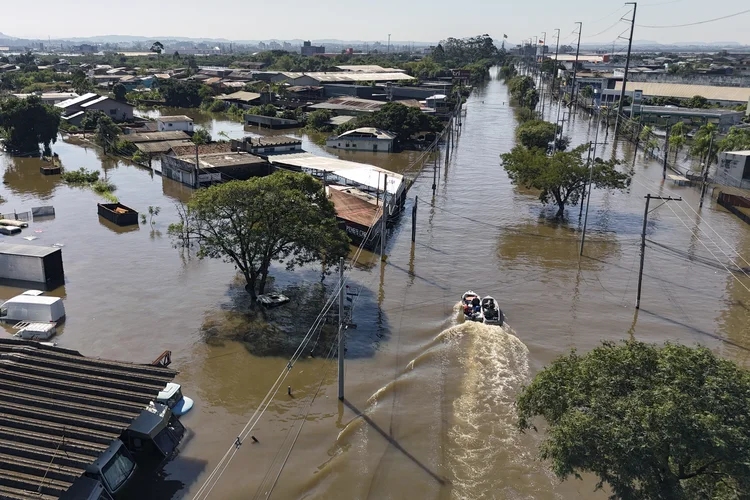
[471,296,481,313]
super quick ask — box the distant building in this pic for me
[716,150,750,189]
[156,115,194,133]
[301,41,325,57]
[12,92,78,105]
[326,127,396,152]
[231,136,303,155]
[215,90,263,108]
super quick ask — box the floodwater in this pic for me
[2,67,750,500]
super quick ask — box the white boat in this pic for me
[461,290,484,322]
[256,293,290,308]
[156,382,194,417]
[481,296,503,326]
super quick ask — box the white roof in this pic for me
[335,65,406,73]
[80,96,110,108]
[55,92,98,109]
[157,115,193,123]
[338,127,396,140]
[724,150,750,156]
[614,81,750,103]
[291,72,414,83]
[3,294,61,306]
[427,94,447,100]
[269,153,403,195]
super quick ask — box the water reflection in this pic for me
[2,156,63,199]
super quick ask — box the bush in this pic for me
[61,167,100,184]
[92,179,116,193]
[209,99,226,112]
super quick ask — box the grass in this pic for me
[92,180,118,203]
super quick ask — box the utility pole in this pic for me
[551,28,560,103]
[570,22,582,108]
[699,133,714,208]
[580,108,605,253]
[540,32,546,116]
[662,123,670,179]
[381,173,388,260]
[614,2,638,138]
[337,257,344,400]
[411,196,418,242]
[635,194,681,308]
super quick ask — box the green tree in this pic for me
[0,95,61,155]
[691,123,719,167]
[517,340,750,499]
[191,128,211,145]
[501,144,630,218]
[516,119,556,151]
[112,83,127,102]
[580,85,594,100]
[159,79,204,107]
[94,114,121,153]
[668,121,690,161]
[718,126,750,152]
[306,109,333,131]
[508,75,537,109]
[80,110,106,131]
[168,171,350,299]
[683,95,709,109]
[71,68,94,94]
[355,102,442,144]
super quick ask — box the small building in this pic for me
[162,151,270,188]
[623,105,744,132]
[12,92,78,105]
[327,185,382,249]
[231,136,303,155]
[309,97,386,116]
[286,85,325,101]
[168,142,233,157]
[156,115,194,132]
[425,94,449,112]
[716,150,750,189]
[244,114,299,129]
[125,131,191,143]
[0,243,64,289]
[56,93,134,124]
[326,127,396,152]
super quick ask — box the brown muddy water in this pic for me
[2,68,750,500]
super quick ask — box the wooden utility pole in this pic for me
[700,133,714,208]
[337,257,344,400]
[614,2,638,138]
[411,196,418,242]
[635,194,682,309]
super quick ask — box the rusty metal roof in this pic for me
[0,339,176,498]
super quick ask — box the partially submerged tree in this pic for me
[517,340,750,499]
[508,75,537,109]
[191,128,211,145]
[718,126,750,153]
[501,144,630,218]
[0,95,61,155]
[516,119,556,151]
[94,114,121,153]
[168,171,350,300]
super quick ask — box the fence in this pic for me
[717,192,750,226]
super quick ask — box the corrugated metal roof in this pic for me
[54,93,98,110]
[126,131,191,143]
[614,81,750,103]
[0,243,60,258]
[327,186,381,228]
[135,140,193,154]
[216,91,261,103]
[295,72,414,83]
[0,338,176,498]
[170,142,233,157]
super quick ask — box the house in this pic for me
[716,151,750,189]
[125,131,191,143]
[168,142,233,157]
[162,151,270,188]
[12,92,78,105]
[286,85,325,101]
[216,90,263,108]
[156,115,194,133]
[326,127,396,152]
[425,94,449,112]
[56,93,135,125]
[230,136,303,155]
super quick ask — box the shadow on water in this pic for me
[200,272,389,359]
[126,454,207,500]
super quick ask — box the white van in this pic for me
[0,290,66,323]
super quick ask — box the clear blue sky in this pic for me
[3,0,749,45]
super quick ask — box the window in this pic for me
[168,123,173,127]
[373,145,378,151]
[109,109,116,115]
[338,143,341,147]
[101,450,135,492]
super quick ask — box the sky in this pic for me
[2,0,749,46]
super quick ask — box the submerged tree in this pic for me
[501,144,630,218]
[168,171,350,300]
[516,119,556,151]
[0,95,61,155]
[517,340,750,499]
[94,114,121,153]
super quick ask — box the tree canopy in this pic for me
[168,171,350,299]
[508,75,538,109]
[337,102,442,144]
[94,114,121,153]
[112,83,127,102]
[158,79,205,107]
[516,120,556,151]
[191,128,211,145]
[718,126,750,153]
[501,144,630,218]
[517,340,750,499]
[0,95,61,155]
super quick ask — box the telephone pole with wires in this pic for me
[570,22,582,108]
[550,28,560,104]
[614,2,638,138]
[636,194,682,309]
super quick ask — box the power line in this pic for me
[637,8,750,28]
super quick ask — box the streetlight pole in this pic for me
[614,2,638,138]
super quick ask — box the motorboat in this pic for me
[481,296,503,326]
[256,293,290,308]
[156,382,194,417]
[461,290,484,322]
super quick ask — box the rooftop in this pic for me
[724,150,750,156]
[156,115,193,123]
[0,243,60,258]
[334,65,406,73]
[0,338,176,498]
[614,81,750,103]
[243,136,302,148]
[135,140,194,154]
[335,127,396,140]
[170,142,233,157]
[216,91,261,103]
[310,97,386,113]
[80,96,112,108]
[628,105,744,118]
[125,131,191,143]
[54,92,99,109]
[176,151,267,169]
[327,186,381,228]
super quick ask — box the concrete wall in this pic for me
[162,155,196,188]
[716,152,750,188]
[157,121,194,132]
[85,99,134,122]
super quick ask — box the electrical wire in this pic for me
[637,8,750,28]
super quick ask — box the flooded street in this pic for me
[2,67,750,499]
